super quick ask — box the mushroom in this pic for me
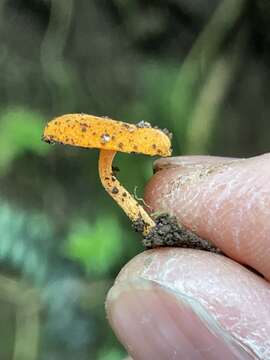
[42,113,172,235]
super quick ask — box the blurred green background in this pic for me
[0,0,269,359]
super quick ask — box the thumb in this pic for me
[106,249,269,359]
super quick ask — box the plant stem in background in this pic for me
[170,0,246,150]
[184,56,237,153]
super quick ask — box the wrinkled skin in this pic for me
[106,154,270,360]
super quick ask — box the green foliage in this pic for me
[0,107,49,173]
[63,216,123,275]
[97,347,125,360]
[0,202,53,286]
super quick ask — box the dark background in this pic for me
[0,0,269,359]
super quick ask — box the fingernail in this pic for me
[106,279,254,360]
[153,156,238,173]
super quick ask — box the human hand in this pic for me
[106,154,270,359]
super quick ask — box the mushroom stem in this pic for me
[98,149,156,235]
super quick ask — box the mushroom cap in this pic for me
[43,113,172,157]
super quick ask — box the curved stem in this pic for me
[98,149,155,235]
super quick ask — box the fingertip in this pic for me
[145,154,270,280]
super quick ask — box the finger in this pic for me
[106,249,270,360]
[145,154,270,280]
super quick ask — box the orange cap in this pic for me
[43,114,172,157]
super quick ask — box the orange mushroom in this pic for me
[42,113,172,235]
